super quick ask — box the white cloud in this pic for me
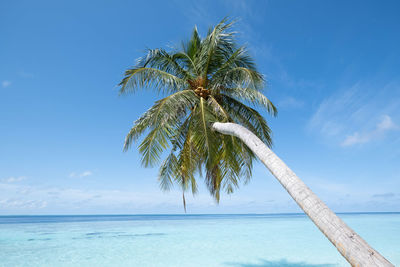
[308,84,359,136]
[377,115,397,131]
[1,80,11,88]
[0,199,47,209]
[0,177,299,214]
[341,132,369,146]
[1,176,26,183]
[0,182,204,213]
[308,81,400,146]
[1,174,399,213]
[341,115,397,146]
[80,171,93,177]
[69,171,93,178]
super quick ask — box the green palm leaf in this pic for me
[119,67,186,95]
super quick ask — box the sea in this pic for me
[0,213,399,267]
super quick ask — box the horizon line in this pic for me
[1,211,399,217]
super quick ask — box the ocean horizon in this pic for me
[1,212,399,266]
[0,211,399,222]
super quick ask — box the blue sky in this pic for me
[1,0,399,214]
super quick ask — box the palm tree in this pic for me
[119,19,393,266]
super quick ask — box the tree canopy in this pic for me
[119,19,276,210]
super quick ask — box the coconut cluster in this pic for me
[194,86,210,98]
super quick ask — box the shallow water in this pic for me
[0,213,399,266]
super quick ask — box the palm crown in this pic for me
[120,19,277,209]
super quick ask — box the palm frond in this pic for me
[206,95,230,121]
[221,67,264,90]
[119,67,186,94]
[182,26,201,60]
[222,87,277,116]
[200,18,237,79]
[125,90,198,166]
[210,46,255,86]
[158,152,179,191]
[221,94,273,147]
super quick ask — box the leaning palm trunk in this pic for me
[212,122,393,267]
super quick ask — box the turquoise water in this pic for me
[0,213,399,266]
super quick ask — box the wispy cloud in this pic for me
[1,80,11,88]
[18,71,34,78]
[0,177,298,214]
[173,1,311,101]
[308,81,400,146]
[372,193,397,199]
[342,115,397,146]
[1,176,26,183]
[301,173,400,212]
[0,182,229,213]
[0,199,47,209]
[80,171,93,177]
[173,0,217,33]
[69,171,93,178]
[277,96,304,109]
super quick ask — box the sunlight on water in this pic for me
[0,213,399,267]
